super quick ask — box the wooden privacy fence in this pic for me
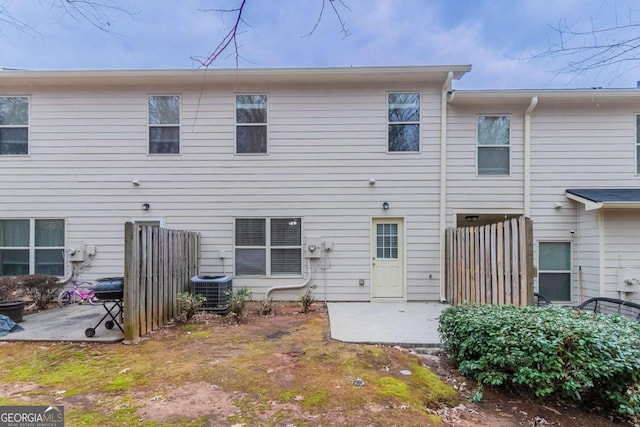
[124,223,200,341]
[445,216,534,306]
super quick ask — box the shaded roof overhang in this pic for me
[566,189,640,210]
[0,65,472,89]
[448,88,640,108]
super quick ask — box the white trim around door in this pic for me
[371,217,406,302]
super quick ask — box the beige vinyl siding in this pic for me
[603,210,640,303]
[0,83,443,301]
[445,106,524,220]
[529,104,639,301]
[571,206,600,302]
[530,107,636,193]
[447,97,640,302]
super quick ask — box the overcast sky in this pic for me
[1,0,638,90]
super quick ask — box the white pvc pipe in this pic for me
[57,258,75,285]
[264,257,312,300]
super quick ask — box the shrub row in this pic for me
[0,275,62,308]
[438,304,640,416]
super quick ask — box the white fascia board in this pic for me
[565,193,640,211]
[566,193,603,211]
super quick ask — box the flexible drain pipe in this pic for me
[264,256,312,299]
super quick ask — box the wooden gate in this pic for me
[445,216,534,306]
[124,222,200,341]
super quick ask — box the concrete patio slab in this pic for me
[327,302,448,347]
[1,303,124,343]
[3,301,446,346]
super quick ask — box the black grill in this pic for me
[93,277,124,300]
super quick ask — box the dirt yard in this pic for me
[0,302,635,426]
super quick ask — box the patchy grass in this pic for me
[0,303,459,426]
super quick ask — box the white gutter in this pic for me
[439,72,453,302]
[265,257,312,299]
[524,97,538,217]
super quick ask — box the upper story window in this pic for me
[235,217,302,277]
[148,95,180,154]
[477,115,510,175]
[0,96,29,155]
[0,219,65,276]
[388,92,420,152]
[236,94,267,154]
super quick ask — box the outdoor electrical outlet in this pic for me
[359,279,365,286]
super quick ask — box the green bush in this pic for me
[176,292,206,324]
[438,304,640,416]
[259,297,274,316]
[298,284,317,313]
[227,287,252,323]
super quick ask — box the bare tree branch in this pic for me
[56,0,137,36]
[194,0,350,68]
[1,0,351,70]
[0,0,135,38]
[531,7,640,80]
[302,0,351,39]
[0,2,39,35]
[192,0,247,68]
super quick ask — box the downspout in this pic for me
[439,72,453,302]
[599,210,605,297]
[265,256,312,299]
[524,96,538,217]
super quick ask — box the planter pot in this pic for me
[0,300,25,323]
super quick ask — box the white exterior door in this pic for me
[371,218,405,300]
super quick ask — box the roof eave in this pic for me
[566,192,640,210]
[449,88,640,106]
[0,65,472,88]
[566,192,603,211]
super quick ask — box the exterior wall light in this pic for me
[142,203,150,211]
[382,202,389,210]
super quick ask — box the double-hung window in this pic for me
[0,96,29,155]
[538,241,571,302]
[148,95,180,154]
[235,218,301,276]
[388,92,420,152]
[236,94,267,154]
[477,115,510,175]
[0,219,65,276]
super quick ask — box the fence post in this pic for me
[504,221,512,304]
[497,222,505,305]
[524,217,535,306]
[510,218,520,306]
[124,222,140,342]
